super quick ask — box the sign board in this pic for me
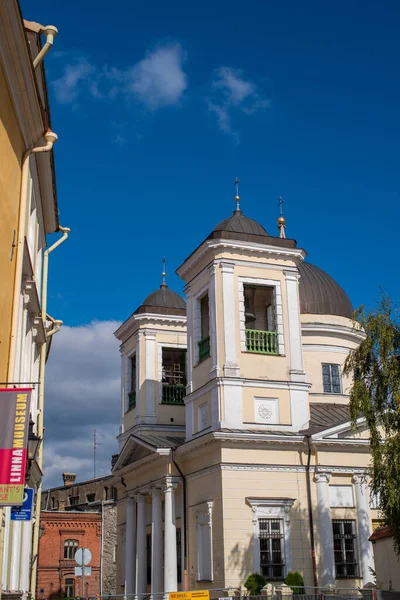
[75,547,92,566]
[74,566,92,577]
[0,389,31,505]
[169,592,210,600]
[11,488,34,521]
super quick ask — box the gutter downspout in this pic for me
[7,131,58,385]
[32,26,58,70]
[30,226,70,596]
[305,434,319,588]
[172,451,187,590]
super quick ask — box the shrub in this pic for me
[284,571,305,595]
[244,572,267,595]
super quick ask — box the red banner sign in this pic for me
[0,388,31,506]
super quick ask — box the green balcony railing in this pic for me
[198,336,210,362]
[245,329,279,355]
[162,384,185,405]
[128,390,136,410]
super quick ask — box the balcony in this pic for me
[128,391,136,410]
[198,336,210,362]
[162,384,185,405]
[245,330,279,355]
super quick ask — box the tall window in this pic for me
[64,540,78,559]
[198,294,210,362]
[332,519,358,577]
[128,354,136,410]
[259,519,285,580]
[162,348,187,404]
[322,364,342,394]
[244,286,278,355]
[65,578,75,598]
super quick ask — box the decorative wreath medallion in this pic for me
[257,403,273,421]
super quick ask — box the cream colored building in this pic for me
[113,199,377,596]
[0,2,68,597]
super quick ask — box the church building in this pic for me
[112,193,377,596]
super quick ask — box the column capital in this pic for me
[135,492,147,503]
[352,472,370,485]
[314,472,331,484]
[207,263,218,276]
[220,261,235,274]
[283,269,300,281]
[151,487,163,497]
[126,496,136,506]
[143,330,157,340]
[163,477,178,493]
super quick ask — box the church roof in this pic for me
[299,262,353,318]
[135,284,186,316]
[212,209,268,237]
[306,402,351,434]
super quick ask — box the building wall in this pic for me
[0,61,23,382]
[102,502,117,595]
[36,512,102,600]
[373,537,400,591]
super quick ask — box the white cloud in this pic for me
[208,67,269,136]
[52,43,187,111]
[52,58,96,104]
[42,321,121,488]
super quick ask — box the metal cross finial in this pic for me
[162,257,166,287]
[234,177,240,197]
[278,196,284,216]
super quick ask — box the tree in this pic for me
[284,571,305,594]
[344,294,400,553]
[244,573,267,595]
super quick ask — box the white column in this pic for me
[151,489,163,596]
[136,494,147,595]
[10,521,22,590]
[284,271,305,381]
[220,262,240,377]
[144,331,157,424]
[2,507,11,587]
[314,472,335,586]
[20,520,33,591]
[125,497,137,595]
[208,264,220,376]
[163,478,177,596]
[352,474,374,585]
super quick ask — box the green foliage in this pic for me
[284,571,305,594]
[244,572,267,595]
[344,293,400,554]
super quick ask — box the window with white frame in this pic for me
[322,363,342,394]
[127,354,136,411]
[196,501,213,581]
[259,518,285,580]
[198,294,210,362]
[332,519,358,578]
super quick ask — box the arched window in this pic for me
[64,539,78,559]
[64,577,75,598]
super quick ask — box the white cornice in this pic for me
[115,312,186,342]
[177,238,306,281]
[303,344,353,353]
[301,322,365,343]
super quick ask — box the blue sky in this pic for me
[23,0,400,326]
[21,0,400,485]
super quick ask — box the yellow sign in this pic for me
[169,591,210,600]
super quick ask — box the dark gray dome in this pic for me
[299,262,353,318]
[213,209,268,237]
[135,284,185,316]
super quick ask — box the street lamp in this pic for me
[27,416,41,461]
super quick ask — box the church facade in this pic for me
[112,198,377,596]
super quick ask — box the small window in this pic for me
[322,363,342,394]
[69,496,79,507]
[87,493,95,504]
[259,518,285,580]
[332,519,358,578]
[198,294,210,362]
[65,578,75,598]
[162,348,187,405]
[64,539,78,559]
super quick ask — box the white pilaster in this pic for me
[151,488,163,596]
[125,497,137,595]
[144,332,157,424]
[220,262,240,377]
[208,264,219,376]
[10,521,22,590]
[20,519,32,591]
[284,271,305,382]
[221,379,243,428]
[314,472,335,586]
[120,350,126,422]
[163,477,177,596]
[135,494,147,595]
[185,288,193,394]
[352,474,374,584]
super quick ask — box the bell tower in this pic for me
[177,191,309,440]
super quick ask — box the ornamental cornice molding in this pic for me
[301,322,365,343]
[115,313,186,341]
[177,239,306,280]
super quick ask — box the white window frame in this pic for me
[238,277,285,355]
[195,500,213,581]
[246,498,294,578]
[322,363,342,394]
[157,342,187,403]
[125,345,138,412]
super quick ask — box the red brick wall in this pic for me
[36,511,102,599]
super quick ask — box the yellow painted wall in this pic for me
[0,62,24,383]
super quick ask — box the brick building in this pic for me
[36,473,117,599]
